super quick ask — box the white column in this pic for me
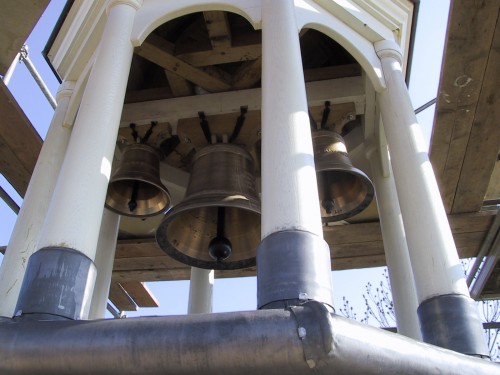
[261,0,322,238]
[257,0,333,309]
[375,41,488,356]
[88,209,120,320]
[0,81,75,318]
[369,145,421,340]
[36,0,142,261]
[375,41,469,302]
[188,268,214,314]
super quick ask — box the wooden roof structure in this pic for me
[0,0,499,312]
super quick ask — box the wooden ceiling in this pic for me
[0,2,499,311]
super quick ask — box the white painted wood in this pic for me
[37,1,141,260]
[88,209,121,320]
[0,81,75,318]
[121,77,365,132]
[375,40,470,302]
[188,267,214,314]
[260,0,322,238]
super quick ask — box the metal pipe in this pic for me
[467,209,500,286]
[2,52,20,86]
[19,45,57,109]
[0,302,497,375]
[0,186,20,214]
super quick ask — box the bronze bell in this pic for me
[156,143,261,270]
[105,143,171,217]
[313,130,374,222]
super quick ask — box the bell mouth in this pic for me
[156,199,260,270]
[317,169,374,222]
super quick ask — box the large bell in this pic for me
[105,143,171,217]
[156,143,261,270]
[313,130,374,222]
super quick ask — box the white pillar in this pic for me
[375,41,468,301]
[188,267,214,314]
[88,209,120,320]
[257,0,333,309]
[36,0,141,261]
[14,0,143,321]
[369,145,421,340]
[260,0,323,239]
[0,81,75,318]
[375,40,487,356]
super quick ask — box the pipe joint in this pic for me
[15,247,96,321]
[289,301,334,369]
[257,230,334,309]
[417,293,490,358]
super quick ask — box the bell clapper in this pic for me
[208,207,232,261]
[321,174,335,214]
[128,180,139,213]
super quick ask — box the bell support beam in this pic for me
[14,0,143,321]
[88,209,121,319]
[0,81,75,318]
[0,302,498,375]
[257,0,333,308]
[375,40,488,356]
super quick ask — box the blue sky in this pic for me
[0,0,451,318]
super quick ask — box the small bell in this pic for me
[313,130,374,222]
[105,143,171,217]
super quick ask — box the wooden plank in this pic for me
[108,282,138,312]
[231,56,262,90]
[165,70,193,97]
[203,11,232,49]
[112,211,496,282]
[120,281,159,308]
[0,80,42,197]
[452,13,500,213]
[429,0,499,213]
[175,43,261,67]
[135,34,231,93]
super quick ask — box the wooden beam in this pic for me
[429,0,500,213]
[120,281,159,308]
[0,80,42,197]
[121,77,365,127]
[203,11,232,49]
[175,43,261,67]
[452,13,500,213]
[164,70,193,97]
[108,282,138,312]
[231,56,261,90]
[135,34,231,93]
[111,211,496,283]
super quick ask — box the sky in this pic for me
[0,0,451,319]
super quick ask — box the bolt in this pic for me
[299,292,308,301]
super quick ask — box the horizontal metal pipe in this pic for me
[1,302,497,375]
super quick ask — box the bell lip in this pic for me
[317,167,375,223]
[155,197,260,270]
[105,179,171,218]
